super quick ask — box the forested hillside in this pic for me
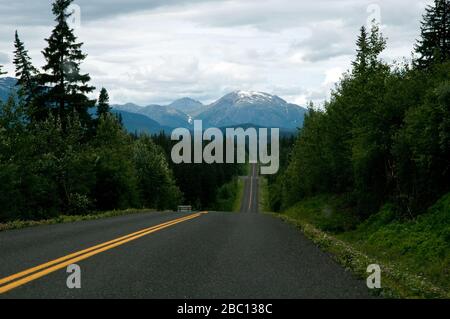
[271,1,450,217]
[268,0,450,295]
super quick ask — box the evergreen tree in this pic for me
[13,31,39,108]
[97,88,111,117]
[368,23,387,68]
[415,0,450,69]
[0,65,6,76]
[91,114,138,210]
[38,0,95,129]
[134,135,182,210]
[352,23,387,76]
[352,26,370,75]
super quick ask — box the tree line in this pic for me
[0,0,241,222]
[269,0,450,218]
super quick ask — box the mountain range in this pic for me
[0,77,307,134]
[113,91,307,134]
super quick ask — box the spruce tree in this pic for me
[38,0,95,129]
[97,88,111,117]
[352,26,370,75]
[415,0,450,69]
[13,31,39,108]
[0,65,6,76]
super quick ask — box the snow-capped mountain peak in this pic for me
[213,90,286,108]
[234,90,275,102]
[105,90,307,132]
[198,90,307,130]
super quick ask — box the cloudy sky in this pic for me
[0,0,430,106]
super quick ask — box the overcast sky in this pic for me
[0,0,431,106]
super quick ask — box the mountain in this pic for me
[109,91,307,132]
[113,103,142,114]
[140,105,191,128]
[168,98,204,114]
[112,110,170,135]
[197,91,307,130]
[113,103,192,128]
[0,77,18,102]
[218,123,298,137]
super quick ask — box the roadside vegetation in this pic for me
[277,194,450,298]
[0,208,160,232]
[232,178,245,212]
[267,0,450,298]
[259,176,270,213]
[210,178,242,212]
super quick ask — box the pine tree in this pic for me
[0,65,6,76]
[97,88,111,117]
[415,0,450,69]
[13,31,39,108]
[38,0,95,129]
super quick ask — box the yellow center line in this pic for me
[0,212,207,294]
[0,213,201,287]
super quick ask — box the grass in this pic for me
[283,195,361,233]
[340,197,450,295]
[267,177,450,298]
[274,213,449,298]
[259,176,270,213]
[233,177,245,212]
[0,208,157,232]
[215,163,250,213]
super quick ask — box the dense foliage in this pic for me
[152,132,244,210]
[269,0,450,218]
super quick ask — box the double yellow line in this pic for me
[0,212,206,294]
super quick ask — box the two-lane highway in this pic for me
[0,164,371,298]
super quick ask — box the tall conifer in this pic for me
[97,88,111,118]
[13,31,39,109]
[38,0,95,128]
[415,0,450,68]
[0,65,6,76]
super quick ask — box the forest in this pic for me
[0,0,242,222]
[267,0,449,293]
[270,0,450,218]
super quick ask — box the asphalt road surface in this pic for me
[0,164,371,299]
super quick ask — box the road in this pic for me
[0,164,371,299]
[240,163,259,214]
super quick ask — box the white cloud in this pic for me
[323,67,344,86]
[0,0,433,106]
